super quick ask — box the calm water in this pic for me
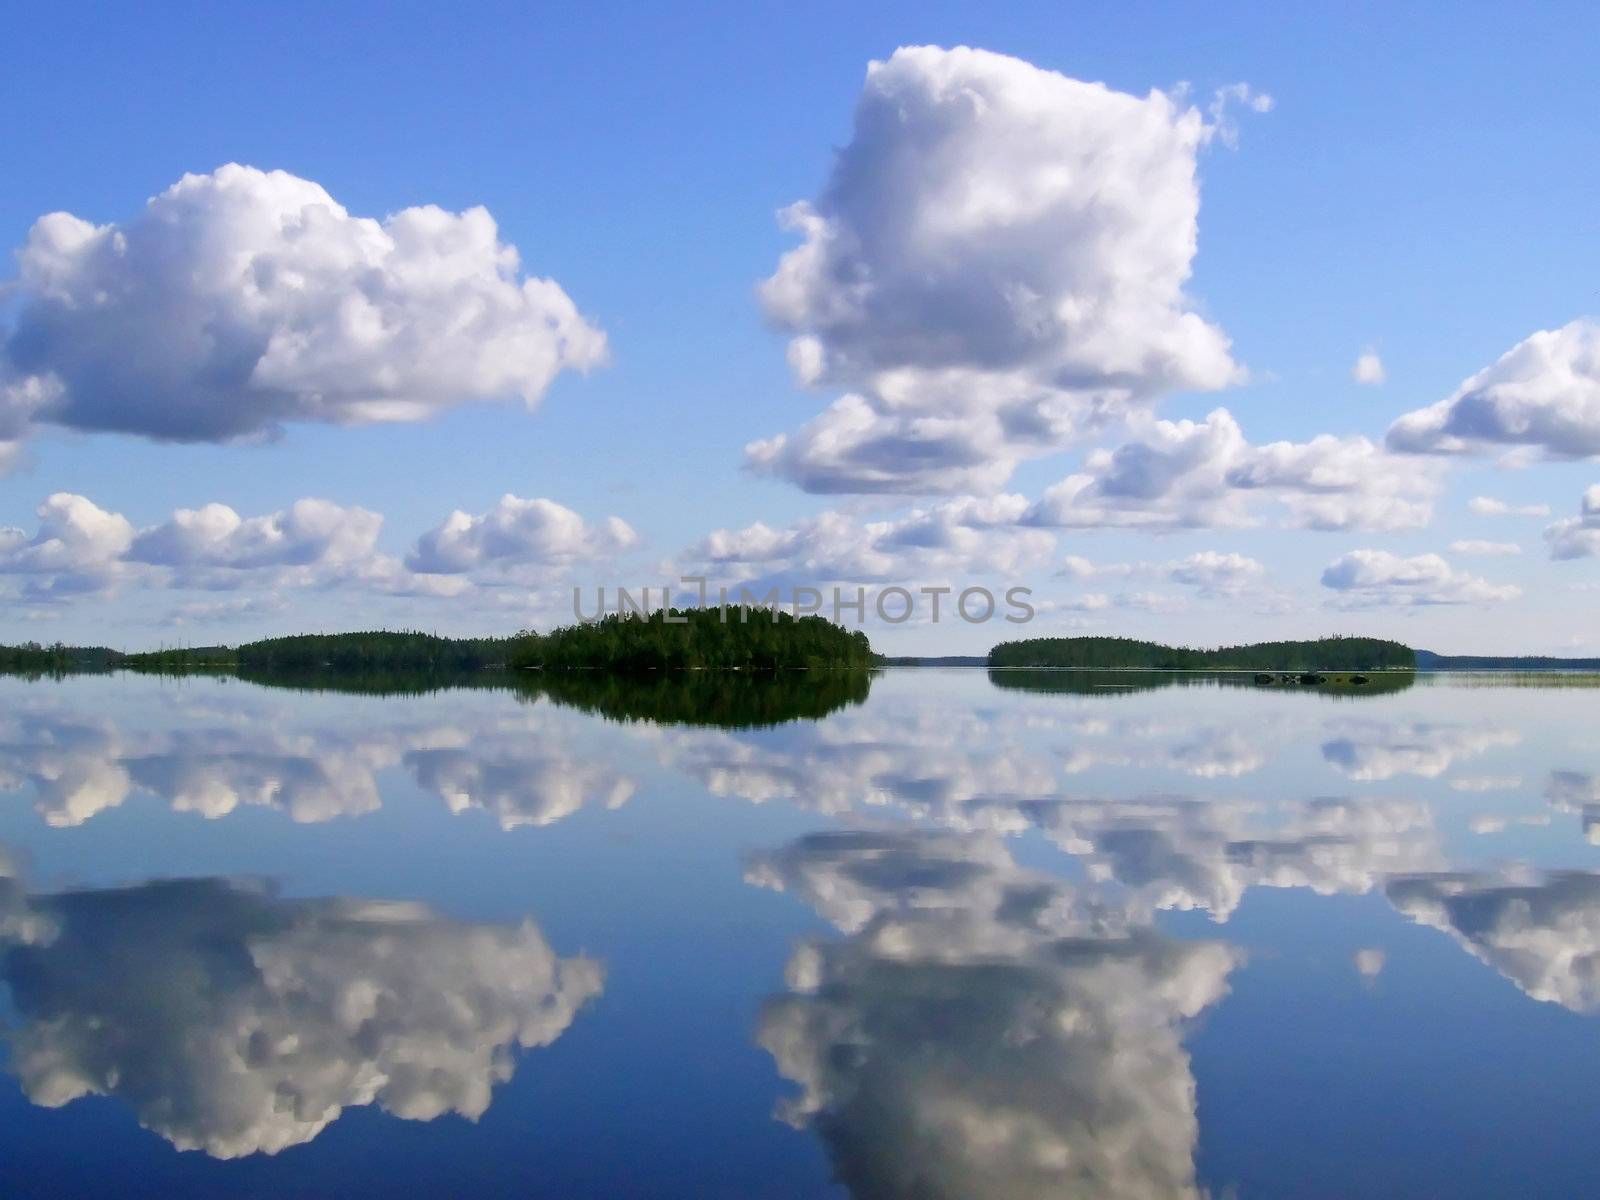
[1,668,1598,1198]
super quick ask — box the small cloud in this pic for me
[1469,496,1550,518]
[1352,349,1386,386]
[1353,947,1386,980]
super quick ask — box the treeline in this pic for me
[120,631,520,673]
[511,609,877,671]
[0,642,122,672]
[1416,650,1600,671]
[988,635,1416,671]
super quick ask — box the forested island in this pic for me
[2,611,877,681]
[987,635,1416,671]
[510,609,877,671]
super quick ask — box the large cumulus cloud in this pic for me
[0,873,603,1157]
[0,164,605,449]
[747,46,1256,495]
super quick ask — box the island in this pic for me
[987,635,1417,672]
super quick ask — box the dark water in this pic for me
[0,668,1597,1198]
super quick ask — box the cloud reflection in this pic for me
[0,860,603,1157]
[1388,869,1600,1012]
[0,696,635,831]
[748,830,1238,1199]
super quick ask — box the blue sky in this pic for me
[2,2,1598,653]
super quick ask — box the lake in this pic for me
[0,667,1597,1198]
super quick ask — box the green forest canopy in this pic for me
[510,608,878,671]
[987,635,1417,671]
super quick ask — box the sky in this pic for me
[2,1,1598,655]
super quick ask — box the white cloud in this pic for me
[748,45,1248,494]
[0,164,605,448]
[1055,550,1265,597]
[1448,539,1522,557]
[1319,549,1521,606]
[1026,409,1437,532]
[1388,319,1600,458]
[131,498,382,572]
[0,493,135,596]
[687,495,1055,584]
[1353,948,1387,979]
[0,874,603,1157]
[1469,496,1550,517]
[1166,550,1266,593]
[407,494,638,575]
[1544,484,1600,559]
[1352,349,1386,386]
[0,491,642,609]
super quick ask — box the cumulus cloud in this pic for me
[686,494,1055,584]
[407,494,638,575]
[0,873,603,1157]
[1469,496,1550,517]
[0,489,640,610]
[1388,869,1600,1012]
[1388,319,1600,458]
[0,493,134,596]
[1352,349,1386,386]
[1448,539,1522,557]
[0,492,466,603]
[1165,551,1265,593]
[131,498,382,573]
[1544,485,1600,559]
[1026,409,1438,532]
[0,164,604,450]
[1319,550,1521,606]
[748,830,1238,1199]
[1054,550,1266,601]
[747,45,1251,494]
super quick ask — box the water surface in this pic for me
[0,668,1597,1197]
